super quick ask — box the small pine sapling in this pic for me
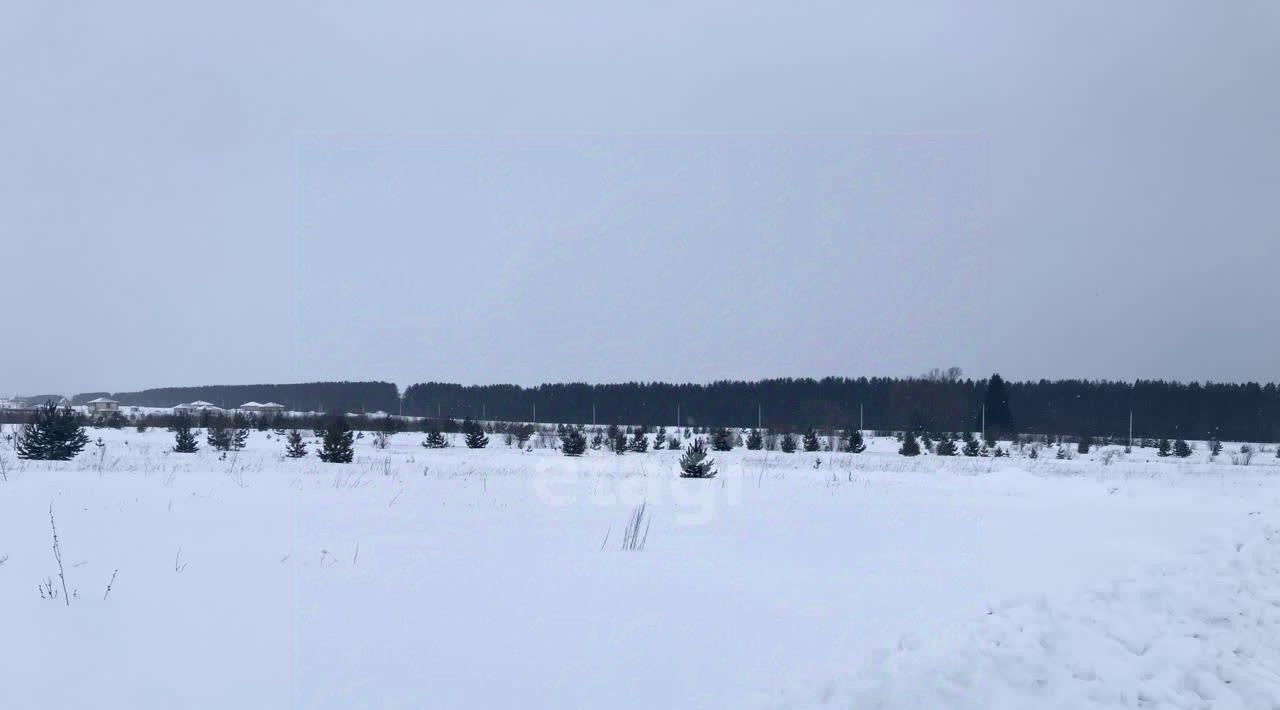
[678,439,717,478]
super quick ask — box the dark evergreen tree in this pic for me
[982,373,1015,436]
[590,430,604,450]
[629,428,649,453]
[899,431,921,457]
[99,411,127,429]
[376,415,402,436]
[422,428,448,448]
[319,415,355,463]
[745,428,764,450]
[15,402,90,461]
[1173,439,1192,458]
[285,429,308,458]
[962,438,982,457]
[560,426,587,456]
[463,420,489,449]
[710,427,734,452]
[1056,446,1069,459]
[653,425,667,450]
[506,424,532,447]
[206,419,233,451]
[935,433,958,456]
[231,413,250,451]
[1209,439,1223,456]
[1156,438,1172,457]
[802,429,820,452]
[780,432,797,453]
[846,429,866,453]
[678,439,716,478]
[172,414,199,454]
[1077,435,1093,455]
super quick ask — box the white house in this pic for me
[174,400,224,415]
[86,397,120,413]
[239,401,287,415]
[259,402,286,415]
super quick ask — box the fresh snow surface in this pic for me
[1,428,1278,709]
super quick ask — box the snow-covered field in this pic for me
[2,428,1278,709]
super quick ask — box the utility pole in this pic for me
[592,403,596,426]
[677,403,681,429]
[1128,410,1133,449]
[859,403,864,434]
[757,403,762,430]
[982,404,986,440]
[532,402,536,424]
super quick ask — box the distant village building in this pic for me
[173,400,224,415]
[86,397,121,413]
[238,402,286,415]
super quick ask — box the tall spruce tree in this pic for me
[318,415,355,463]
[16,402,90,461]
[231,413,250,451]
[285,429,308,458]
[745,428,764,450]
[1173,439,1192,458]
[962,437,982,457]
[780,432,797,453]
[172,414,199,453]
[802,429,820,452]
[1156,438,1172,457]
[982,373,1015,437]
[899,431,921,457]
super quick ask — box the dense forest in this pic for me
[402,377,1280,442]
[56,376,1280,442]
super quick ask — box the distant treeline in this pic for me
[50,376,1280,442]
[402,378,1280,442]
[74,381,400,414]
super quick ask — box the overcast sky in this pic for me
[3,1,1278,396]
